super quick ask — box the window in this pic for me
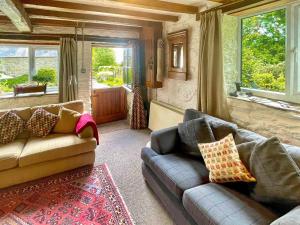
[91,46,133,89]
[123,48,133,89]
[0,45,59,96]
[239,5,300,103]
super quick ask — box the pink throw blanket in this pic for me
[76,113,99,145]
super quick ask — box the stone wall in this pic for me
[228,98,300,146]
[0,94,58,109]
[154,14,200,110]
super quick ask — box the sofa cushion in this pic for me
[199,134,256,183]
[249,137,300,207]
[141,147,209,200]
[53,107,81,134]
[236,141,257,169]
[183,109,204,122]
[270,206,300,225]
[0,111,24,144]
[0,139,26,171]
[235,129,266,145]
[284,144,300,169]
[19,134,96,167]
[183,183,278,225]
[31,104,61,115]
[0,107,32,139]
[78,126,94,139]
[205,115,238,140]
[31,100,85,115]
[0,107,32,121]
[178,118,215,157]
[235,129,300,170]
[27,108,59,137]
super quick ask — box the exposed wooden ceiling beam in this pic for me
[0,0,32,32]
[31,18,142,32]
[22,0,178,22]
[26,8,162,28]
[0,32,137,43]
[0,15,11,22]
[197,0,277,19]
[110,0,199,14]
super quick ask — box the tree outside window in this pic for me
[241,9,286,92]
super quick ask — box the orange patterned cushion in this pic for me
[0,111,24,144]
[27,108,58,137]
[198,133,256,183]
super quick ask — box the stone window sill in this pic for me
[228,95,300,113]
[0,92,58,100]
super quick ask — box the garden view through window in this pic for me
[241,9,286,92]
[92,47,133,89]
[0,45,59,96]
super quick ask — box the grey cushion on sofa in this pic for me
[142,147,209,200]
[183,109,204,122]
[236,141,257,169]
[284,144,300,169]
[183,109,238,141]
[205,115,238,140]
[235,129,266,145]
[250,137,300,206]
[271,206,300,225]
[178,118,215,156]
[183,183,278,225]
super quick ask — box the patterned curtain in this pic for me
[131,86,147,129]
[130,40,147,129]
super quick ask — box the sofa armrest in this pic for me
[77,126,94,139]
[150,126,180,155]
[271,206,300,225]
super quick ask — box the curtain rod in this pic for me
[196,0,278,19]
[0,32,138,44]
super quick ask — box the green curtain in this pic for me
[59,38,78,102]
[198,10,230,120]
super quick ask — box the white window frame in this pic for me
[0,44,60,95]
[238,4,300,104]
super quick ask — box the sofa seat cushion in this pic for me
[19,134,96,167]
[0,139,26,171]
[183,183,278,225]
[141,147,209,200]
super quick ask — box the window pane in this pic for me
[298,7,300,93]
[241,9,286,92]
[0,46,29,95]
[123,48,133,89]
[34,48,59,92]
[92,47,124,88]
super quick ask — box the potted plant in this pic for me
[14,68,56,96]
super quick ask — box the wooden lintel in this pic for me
[0,32,138,43]
[22,0,178,22]
[26,8,163,28]
[0,0,32,32]
[31,18,142,33]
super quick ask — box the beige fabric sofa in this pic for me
[0,100,97,189]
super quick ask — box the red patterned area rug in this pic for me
[0,164,134,225]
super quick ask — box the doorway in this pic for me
[91,45,133,124]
